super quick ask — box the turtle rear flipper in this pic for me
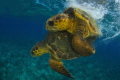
[72,33,95,56]
[49,56,74,79]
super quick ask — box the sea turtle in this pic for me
[46,7,101,56]
[30,31,82,79]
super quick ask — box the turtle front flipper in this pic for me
[49,56,74,79]
[72,33,95,56]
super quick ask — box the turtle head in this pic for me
[30,41,48,57]
[46,13,70,31]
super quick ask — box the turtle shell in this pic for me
[63,7,101,37]
[46,31,81,60]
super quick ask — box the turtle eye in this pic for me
[48,21,54,26]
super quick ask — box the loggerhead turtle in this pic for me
[30,31,82,79]
[46,7,101,56]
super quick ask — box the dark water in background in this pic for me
[0,0,120,80]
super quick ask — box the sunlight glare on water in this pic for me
[115,0,120,3]
[101,1,120,42]
[64,0,108,20]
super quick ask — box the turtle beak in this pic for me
[46,26,52,30]
[46,26,49,30]
[30,51,37,57]
[46,25,58,31]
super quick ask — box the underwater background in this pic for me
[0,0,120,80]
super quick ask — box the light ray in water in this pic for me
[103,31,120,41]
[35,0,65,12]
[35,0,52,10]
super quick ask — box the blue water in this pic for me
[0,0,120,80]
